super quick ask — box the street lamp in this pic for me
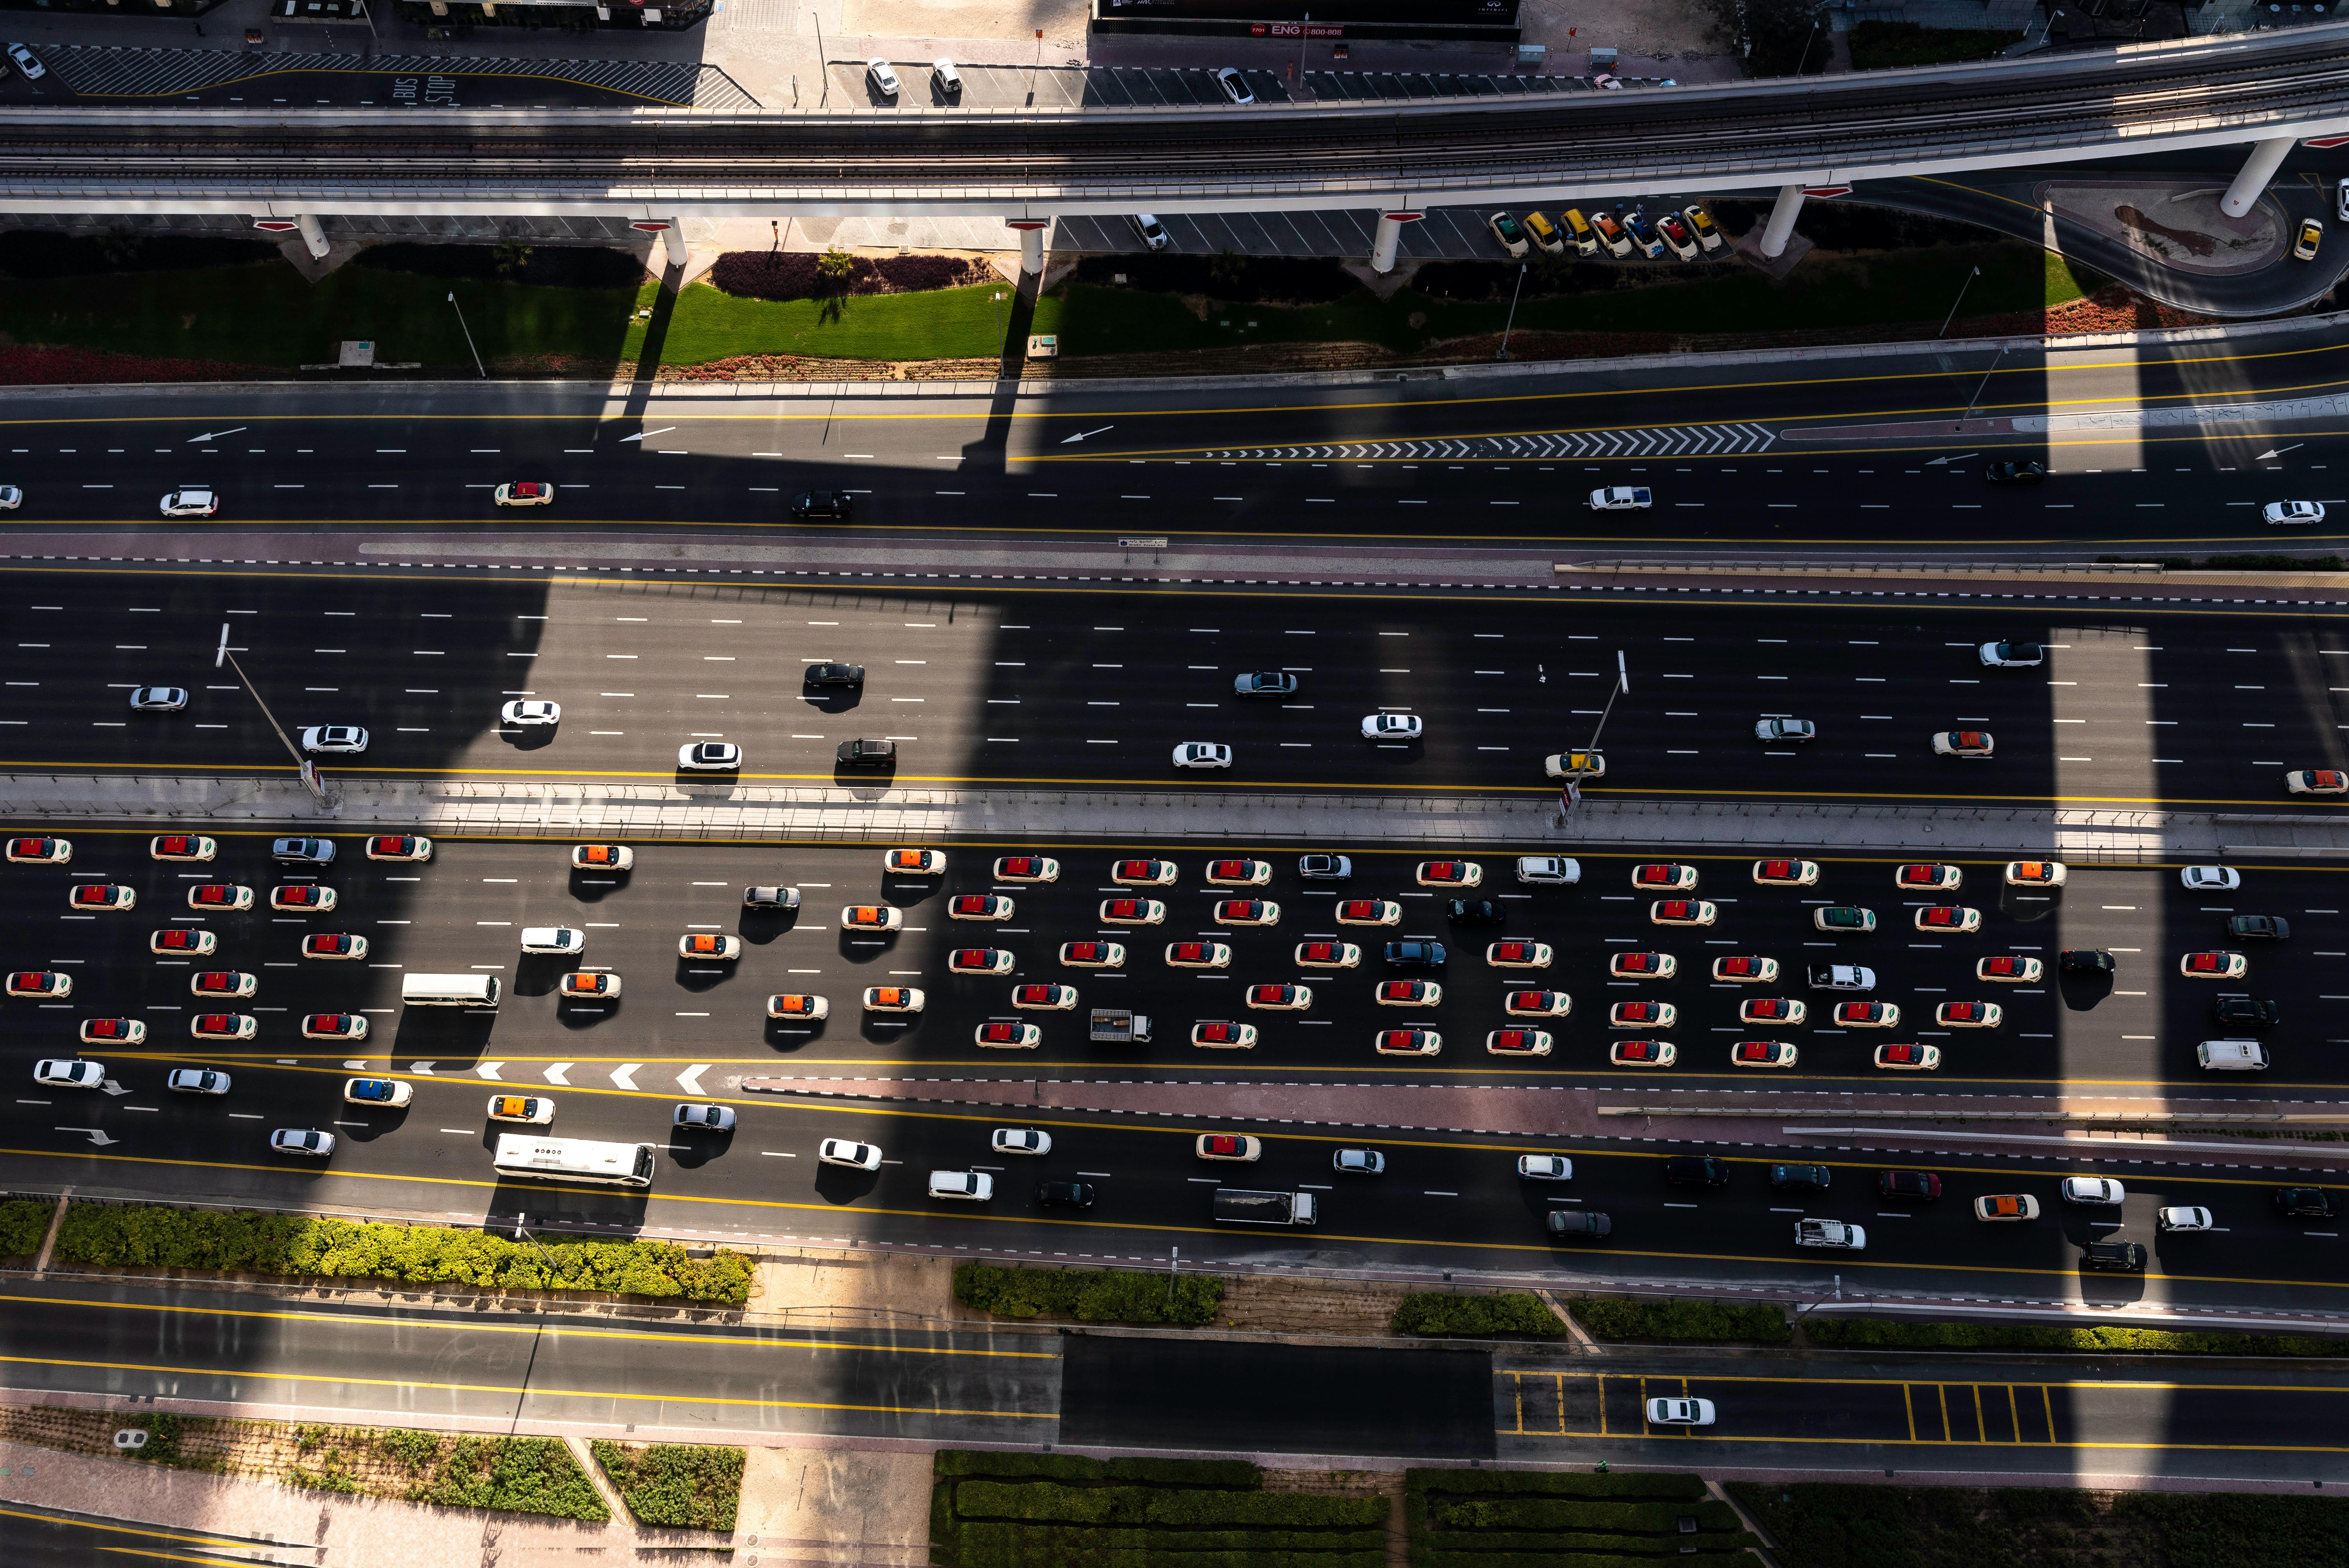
[216,623,331,807]
[447,292,485,379]
[1496,262,1527,361]
[1584,650,1631,752]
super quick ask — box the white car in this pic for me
[2061,1176,2124,1206]
[486,1094,555,1124]
[991,1128,1052,1156]
[678,933,743,961]
[678,741,741,770]
[519,926,586,955]
[675,1102,736,1132]
[4,44,42,80]
[1809,964,1876,991]
[2181,866,2240,892]
[1515,856,1579,884]
[1645,1397,1715,1427]
[160,486,218,517]
[299,725,368,754]
[1973,1194,2040,1221]
[1516,1154,1573,1180]
[1132,213,1171,251]
[1587,486,1652,511]
[1172,742,1232,769]
[866,57,902,96]
[1362,713,1423,740]
[500,700,561,727]
[2004,860,2067,887]
[32,1058,104,1089]
[270,1128,336,1157]
[130,686,188,711]
[342,1076,412,1107]
[2197,1038,2269,1070]
[1213,66,1254,104]
[2157,1206,2214,1231]
[929,1170,993,1201]
[1933,730,1994,758]
[862,985,925,1013]
[1754,718,1816,743]
[1978,641,2044,667]
[0,485,17,509]
[932,58,963,94]
[1794,1219,1866,1250]
[818,1137,882,1170]
[492,482,555,507]
[572,844,634,871]
[885,848,946,875]
[2265,500,2326,525]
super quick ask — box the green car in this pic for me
[1813,906,1878,934]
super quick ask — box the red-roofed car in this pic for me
[1751,858,1817,887]
[1100,898,1165,925]
[70,884,135,911]
[1977,955,2044,982]
[976,1021,1041,1048]
[1012,983,1078,1010]
[1732,1040,1798,1067]
[1611,1039,1676,1067]
[1875,1043,1941,1071]
[150,834,216,862]
[1165,940,1230,968]
[1294,940,1360,969]
[2288,769,2349,795]
[1610,951,1677,979]
[1336,899,1401,926]
[1246,983,1312,1011]
[271,884,338,913]
[1207,858,1273,886]
[79,1017,145,1045]
[191,1013,257,1040]
[1505,989,1572,1017]
[1896,864,1962,891]
[6,971,70,999]
[950,948,1014,975]
[1711,955,1777,983]
[1934,730,1994,757]
[1376,1028,1442,1056]
[1487,940,1552,968]
[1060,940,1125,968]
[1214,899,1280,927]
[5,836,70,864]
[950,894,1014,921]
[1632,864,1697,891]
[1111,859,1178,886]
[187,884,253,911]
[1191,1021,1258,1048]
[1376,979,1442,1007]
[1740,997,1807,1026]
[365,835,432,862]
[992,855,1059,882]
[301,934,368,960]
[150,928,216,955]
[304,1012,370,1040]
[2180,951,2247,979]
[1486,1028,1553,1056]
[1417,860,1483,887]
[1916,906,1981,933]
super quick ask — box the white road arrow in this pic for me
[475,1062,504,1080]
[618,427,674,443]
[1925,453,1978,466]
[411,1061,437,1075]
[186,427,246,443]
[544,1062,572,1086]
[99,1078,132,1097]
[676,1063,710,1096]
[57,1127,119,1147]
[1060,425,1115,445]
[343,1060,369,1070]
[2258,443,2306,459]
[610,1063,642,1091]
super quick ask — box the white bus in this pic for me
[402,973,501,1008]
[492,1134,656,1188]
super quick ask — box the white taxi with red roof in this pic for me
[69,883,135,911]
[1196,1131,1261,1158]
[841,904,903,932]
[2288,769,2349,795]
[7,970,70,999]
[191,971,257,999]
[365,835,432,862]
[494,481,555,506]
[150,834,216,862]
[1732,1040,1798,1067]
[767,992,828,1019]
[1611,951,1677,979]
[1336,899,1401,926]
[1833,1001,1899,1028]
[1611,1039,1676,1067]
[1740,996,1806,1026]
[1711,955,1777,983]
[1012,984,1078,1010]
[1750,858,1818,887]
[80,1017,144,1045]
[1632,863,1697,891]
[1416,860,1481,887]
[5,836,70,864]
[1246,983,1312,1011]
[1915,906,1981,933]
[150,928,216,956]
[1486,940,1552,968]
[1101,898,1166,925]
[884,848,945,875]
[305,1012,370,1039]
[976,1021,1041,1048]
[1111,859,1178,886]
[993,855,1059,882]
[271,884,337,913]
[187,884,253,911]
[1165,940,1231,968]
[1977,955,2043,982]
[1609,1000,1675,1029]
[1376,979,1442,1007]
[950,948,1015,975]
[1937,1001,2003,1027]
[1294,940,1360,969]
[950,894,1015,921]
[1214,899,1280,927]
[571,844,634,871]
[862,986,925,1013]
[2004,860,2067,887]
[1650,899,1716,927]
[1505,989,1572,1017]
[559,971,620,999]
[1375,1028,1441,1056]
[1876,1043,1940,1070]
[1192,1022,1258,1048]
[1059,940,1125,968]
[1896,864,1962,891]
[301,934,368,960]
[1486,1028,1553,1056]
[191,1013,257,1040]
[1207,858,1272,886]
[680,933,742,961]
[1934,730,1994,758]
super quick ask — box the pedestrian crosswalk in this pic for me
[42,45,760,109]
[1206,424,1777,461]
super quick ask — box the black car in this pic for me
[2060,950,2116,974]
[1769,1163,1832,1191]
[1546,1210,1613,1241]
[1035,1181,1096,1208]
[805,662,865,687]
[1983,460,2047,484]
[1877,1169,1942,1201]
[1663,1154,1731,1187]
[2082,1239,2146,1272]
[791,490,854,520]
[1446,899,1504,925]
[1383,941,1447,968]
[836,738,896,766]
[2228,914,2292,941]
[1298,853,1352,881]
[2214,996,2280,1028]
[2275,1186,2335,1219]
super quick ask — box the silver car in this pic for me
[299,725,368,754]
[270,1128,336,1157]
[1754,718,1815,742]
[167,1068,233,1095]
[1333,1148,1386,1175]
[674,1102,736,1132]
[129,686,187,711]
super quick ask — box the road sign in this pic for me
[1801,185,1854,199]
[253,220,299,232]
[629,221,672,233]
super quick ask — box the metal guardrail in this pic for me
[1558,559,2170,577]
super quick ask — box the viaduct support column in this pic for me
[1008,219,1048,276]
[661,219,688,271]
[1758,184,1805,259]
[2221,136,2297,218]
[293,213,329,261]
[1371,208,1423,273]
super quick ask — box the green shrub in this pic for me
[590,1440,744,1531]
[952,1261,1223,1326]
[410,1434,606,1522]
[1567,1298,1790,1344]
[0,1199,55,1258]
[1419,1553,1748,1567]
[117,1413,185,1466]
[952,1522,1387,1558]
[935,1451,1259,1487]
[953,1481,1381,1528]
[1392,1293,1565,1339]
[1408,1470,1707,1502]
[1422,1531,1751,1554]
[1429,1498,1735,1534]
[1805,1317,2349,1357]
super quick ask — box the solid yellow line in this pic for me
[1508,1429,2349,1453]
[2043,1384,2058,1444]
[1904,1383,1917,1443]
[1973,1383,1987,1445]
[81,63,694,107]
[1937,1383,1952,1444]
[2006,1383,2021,1445]
[0,1504,256,1554]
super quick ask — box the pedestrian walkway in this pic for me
[38,43,759,108]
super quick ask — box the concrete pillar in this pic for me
[1371,209,1423,274]
[2221,135,2296,219]
[294,212,329,261]
[1008,221,1046,276]
[1758,184,1805,260]
[661,219,688,271]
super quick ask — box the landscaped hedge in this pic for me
[53,1205,753,1303]
[0,229,281,278]
[1407,1469,1750,1565]
[1807,1317,2349,1357]
[955,1481,1384,1528]
[354,241,648,289]
[708,250,991,301]
[0,1198,55,1257]
[953,1260,1223,1326]
[1393,1293,1565,1339]
[934,1452,1260,1487]
[1429,1499,1739,1534]
[410,1434,607,1521]
[1567,1298,1791,1344]
[1070,252,1360,305]
[590,1440,745,1531]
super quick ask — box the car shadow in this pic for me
[839,929,896,960]
[812,1164,879,1204]
[741,907,800,945]
[667,1128,732,1169]
[556,998,618,1029]
[2058,968,2114,1011]
[765,1019,827,1050]
[334,1105,409,1144]
[675,959,736,994]
[675,769,743,795]
[862,1016,918,1042]
[499,728,557,753]
[567,868,630,903]
[1997,886,2061,924]
[512,953,576,998]
[832,764,896,793]
[801,688,862,715]
[387,1010,496,1066]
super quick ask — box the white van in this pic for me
[401,973,501,1008]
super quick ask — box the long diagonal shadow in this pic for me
[968,266,1043,474]
[621,260,684,421]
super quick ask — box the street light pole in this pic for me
[447,292,485,379]
[1584,650,1630,752]
[813,9,829,107]
[1495,262,1527,361]
[1936,265,1981,339]
[1961,343,2007,424]
[217,622,330,806]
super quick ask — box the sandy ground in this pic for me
[1517,0,1725,64]
[845,0,1091,46]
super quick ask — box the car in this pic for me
[1546,1209,1612,1241]
[129,686,188,712]
[342,1076,411,1107]
[1933,730,1994,758]
[1896,864,1962,891]
[1655,212,1700,260]
[804,662,865,688]
[1049,941,1121,971]
[1130,212,1169,251]
[1770,1163,1832,1191]
[865,57,901,95]
[2060,949,2116,975]
[151,834,217,862]
[679,933,742,961]
[1101,898,1166,925]
[1753,717,1816,744]
[305,1013,369,1040]
[1363,713,1424,742]
[1751,859,1818,887]
[993,855,1059,882]
[519,926,585,955]
[1610,1039,1676,1066]
[1877,1169,1941,1201]
[492,481,554,507]
[1977,642,2044,668]
[1487,210,1531,257]
[1741,997,1806,1026]
[558,971,619,999]
[2005,861,2067,887]
[976,1021,1043,1048]
[1651,899,1716,927]
[299,725,367,755]
[1682,203,1724,250]
[1172,742,1232,769]
[2181,866,2241,892]
[1299,853,1354,880]
[5,836,70,864]
[1214,899,1280,927]
[1632,863,1697,892]
[885,849,945,876]
[2275,1187,2334,1218]
[271,836,336,865]
[0,484,15,509]
[1012,983,1078,1010]
[2265,500,2326,525]
[766,993,828,1019]
[572,844,633,871]
[1331,1147,1386,1176]
[675,1102,736,1133]
[1874,1043,1940,1070]
[1206,858,1273,887]
[950,894,1014,921]
[79,1017,144,1045]
[2214,996,2279,1028]
[950,948,1015,976]
[160,486,218,518]
[927,1169,994,1202]
[677,741,741,771]
[70,883,135,911]
[1712,955,1778,983]
[1515,855,1580,884]
[840,905,903,932]
[1384,941,1446,968]
[1914,906,1982,934]
[487,1094,554,1125]
[1937,1001,2003,1028]
[1624,208,1669,257]
[1295,941,1361,969]
[2062,1176,2124,1206]
[1613,951,1678,979]
[1977,955,2043,982]
[1813,907,1876,934]
[2228,915,2291,941]
[1376,979,1442,1007]
[1113,859,1178,886]
[1795,1219,1866,1250]
[2286,768,2348,795]
[1666,1155,1732,1187]
[1246,984,1312,1011]
[741,886,800,911]
[2082,1240,2147,1272]
[1589,210,1633,257]
[1487,940,1552,968]
[2157,1205,2213,1231]
[1213,65,1254,103]
[1973,1194,2039,1221]
[862,986,925,1013]
[819,1138,883,1170]
[1982,460,2046,484]
[992,1128,1052,1157]
[271,884,337,913]
[270,1128,335,1158]
[1523,210,1564,254]
[1487,1028,1553,1055]
[1543,750,1607,779]
[32,1058,103,1089]
[2198,1038,2270,1070]
[1732,1040,1798,1068]
[1449,898,1503,925]
[1834,1001,1899,1028]
[1036,1180,1097,1208]
[836,740,896,767]
[1375,1028,1442,1055]
[2296,217,2326,260]
[301,934,368,960]
[1517,1154,1574,1180]
[1506,989,1572,1017]
[1645,1398,1715,1427]
[1336,899,1401,926]
[1609,1000,1676,1028]
[1191,1021,1259,1048]
[1231,672,1297,698]
[792,490,855,520]
[2180,951,2247,980]
[1197,1133,1260,1161]
[1808,964,1875,991]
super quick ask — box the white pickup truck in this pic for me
[1586,486,1652,511]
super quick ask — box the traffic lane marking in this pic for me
[0,1501,270,1557]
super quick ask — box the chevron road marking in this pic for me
[611,1063,642,1091]
[677,1063,711,1096]
[1203,424,1776,461]
[475,1062,504,1081]
[544,1062,572,1086]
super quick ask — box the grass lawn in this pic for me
[632,280,1021,363]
